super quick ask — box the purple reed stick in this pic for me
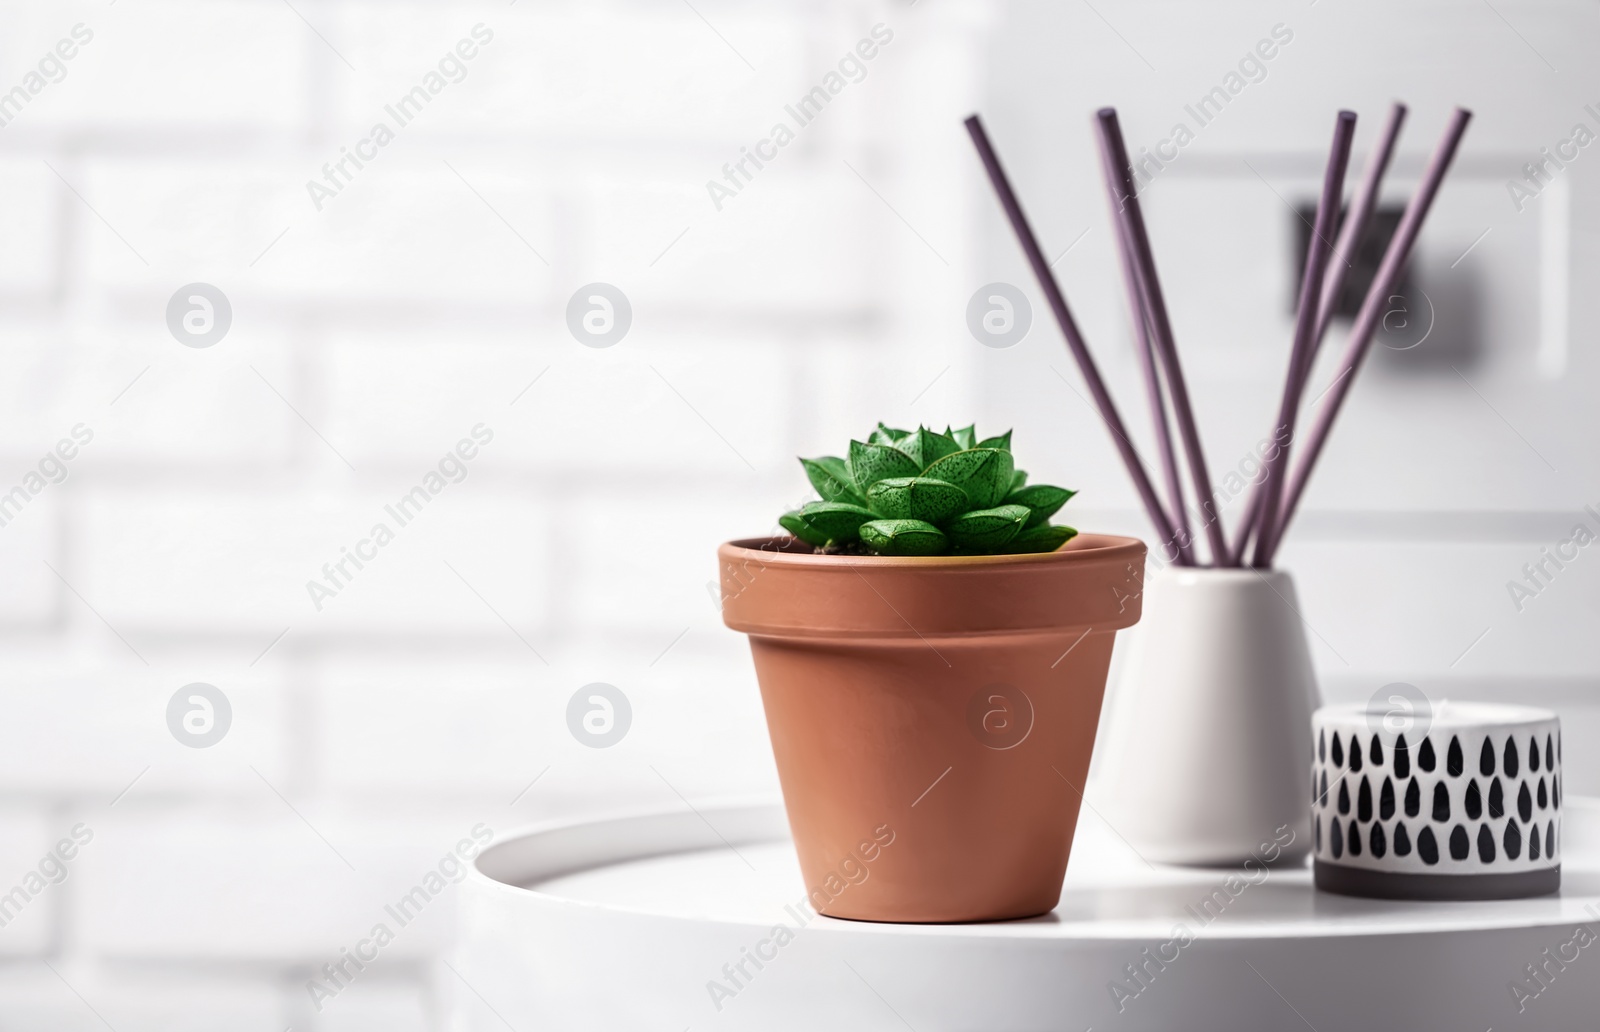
[1313,102,1408,351]
[1250,110,1357,568]
[1109,184,1195,564]
[1230,103,1407,562]
[1265,107,1473,566]
[964,114,1187,564]
[1095,108,1228,565]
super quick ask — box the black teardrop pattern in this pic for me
[1418,826,1439,865]
[1313,724,1561,876]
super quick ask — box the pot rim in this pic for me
[719,532,1144,570]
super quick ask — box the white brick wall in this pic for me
[0,0,960,1023]
[2,0,1597,1025]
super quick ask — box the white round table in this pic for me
[454,796,1600,1030]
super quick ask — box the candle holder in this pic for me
[1312,701,1561,900]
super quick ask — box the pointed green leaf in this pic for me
[975,429,1012,452]
[945,504,1029,552]
[951,425,977,450]
[869,422,911,446]
[865,477,969,523]
[859,519,948,556]
[921,448,1014,509]
[848,439,920,494]
[800,456,865,505]
[1011,523,1079,553]
[779,511,829,546]
[1009,468,1028,494]
[894,426,960,470]
[787,502,876,544]
[1005,484,1076,528]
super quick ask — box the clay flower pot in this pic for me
[718,533,1145,923]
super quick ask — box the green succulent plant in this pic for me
[780,424,1079,556]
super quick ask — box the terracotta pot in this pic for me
[718,533,1145,923]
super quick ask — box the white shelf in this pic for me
[453,797,1600,1031]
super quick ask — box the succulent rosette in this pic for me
[779,424,1077,556]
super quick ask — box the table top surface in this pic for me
[506,795,1600,941]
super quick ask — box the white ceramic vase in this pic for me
[1101,566,1321,865]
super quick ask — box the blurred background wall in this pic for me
[0,0,1595,1027]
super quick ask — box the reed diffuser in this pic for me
[967,103,1469,567]
[967,103,1472,864]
